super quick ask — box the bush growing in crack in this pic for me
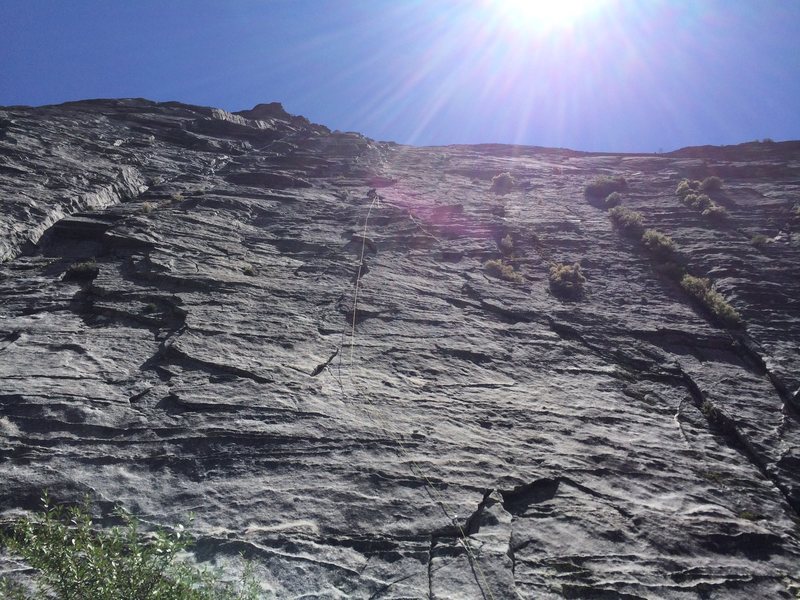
[676,178,729,223]
[608,206,644,237]
[641,229,677,259]
[584,175,627,198]
[484,259,524,283]
[683,193,714,211]
[699,176,723,192]
[675,179,700,199]
[681,274,741,326]
[490,172,514,194]
[702,204,729,222]
[63,259,99,282]
[549,262,586,299]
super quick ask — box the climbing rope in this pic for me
[329,187,497,600]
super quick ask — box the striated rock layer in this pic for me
[1,99,800,598]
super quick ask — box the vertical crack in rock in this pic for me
[678,367,800,515]
[310,348,340,377]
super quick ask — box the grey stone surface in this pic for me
[1,99,800,598]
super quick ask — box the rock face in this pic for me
[1,99,800,598]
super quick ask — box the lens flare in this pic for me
[483,0,610,31]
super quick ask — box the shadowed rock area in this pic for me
[1,98,800,598]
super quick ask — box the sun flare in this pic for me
[486,0,608,31]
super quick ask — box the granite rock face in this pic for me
[1,99,800,598]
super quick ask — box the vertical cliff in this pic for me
[1,99,799,598]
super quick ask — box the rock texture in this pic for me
[1,99,800,598]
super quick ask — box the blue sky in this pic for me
[1,0,799,152]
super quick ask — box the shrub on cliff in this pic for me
[641,229,677,259]
[549,262,586,299]
[675,179,693,199]
[680,275,741,326]
[700,176,723,192]
[608,206,644,237]
[702,204,729,221]
[484,259,524,283]
[490,172,514,194]
[63,259,99,282]
[0,495,259,600]
[584,175,627,198]
[682,193,714,211]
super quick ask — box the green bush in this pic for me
[683,193,714,211]
[702,204,729,221]
[641,229,677,259]
[750,234,769,248]
[585,175,627,198]
[604,191,622,208]
[608,206,644,237]
[490,172,514,194]
[64,259,99,282]
[675,179,693,199]
[484,259,523,283]
[700,176,723,192]
[680,274,741,326]
[0,495,259,600]
[549,262,586,299]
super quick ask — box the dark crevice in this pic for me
[678,367,800,515]
[310,348,340,377]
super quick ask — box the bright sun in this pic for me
[487,0,607,31]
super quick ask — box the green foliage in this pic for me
[750,234,769,248]
[699,176,723,192]
[682,193,714,211]
[64,259,99,282]
[680,274,741,326]
[608,206,644,237]
[640,229,677,259]
[0,495,259,600]
[484,259,524,283]
[549,262,586,299]
[242,264,257,277]
[584,175,627,198]
[702,204,729,221]
[675,179,702,199]
[604,191,622,208]
[678,178,729,223]
[675,179,693,199]
[490,172,514,194]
